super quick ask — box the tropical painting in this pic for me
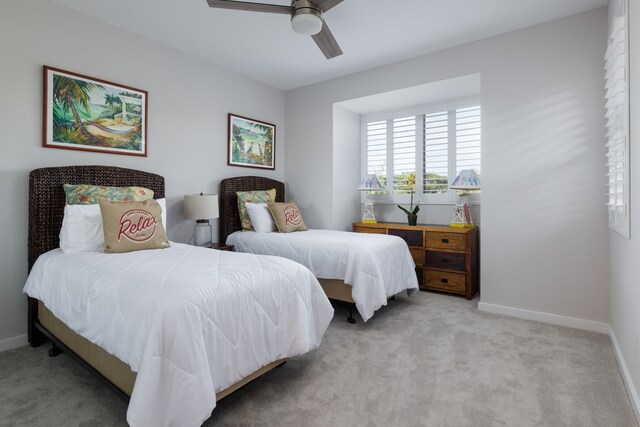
[43,66,147,156]
[228,114,275,170]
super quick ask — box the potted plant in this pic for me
[397,190,419,226]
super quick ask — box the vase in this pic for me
[407,213,417,226]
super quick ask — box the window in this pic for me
[363,99,481,203]
[605,0,629,237]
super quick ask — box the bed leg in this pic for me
[347,306,356,324]
[28,297,47,348]
[48,343,62,357]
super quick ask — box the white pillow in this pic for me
[60,198,167,253]
[245,202,276,233]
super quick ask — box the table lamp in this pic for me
[184,193,219,247]
[449,170,480,228]
[357,174,384,224]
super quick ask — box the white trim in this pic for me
[477,301,609,333]
[609,327,640,424]
[0,334,28,353]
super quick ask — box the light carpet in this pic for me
[0,292,636,426]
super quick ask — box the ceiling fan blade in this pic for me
[206,0,292,14]
[312,22,343,59]
[312,0,344,12]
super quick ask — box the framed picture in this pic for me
[227,113,275,170]
[43,66,148,157]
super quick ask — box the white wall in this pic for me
[608,0,640,419]
[332,105,361,231]
[286,9,609,325]
[0,0,285,349]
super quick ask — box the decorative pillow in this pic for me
[245,202,276,233]
[98,198,170,253]
[64,184,154,205]
[236,189,276,230]
[60,199,167,253]
[267,201,307,233]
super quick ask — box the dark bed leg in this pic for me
[48,342,62,357]
[28,297,47,347]
[347,306,356,324]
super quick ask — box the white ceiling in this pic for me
[50,0,607,91]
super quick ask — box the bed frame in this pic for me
[219,176,358,323]
[27,165,284,404]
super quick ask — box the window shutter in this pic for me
[423,111,449,193]
[392,117,416,194]
[365,120,387,187]
[455,106,481,175]
[605,1,629,237]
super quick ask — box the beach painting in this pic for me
[228,114,275,170]
[43,66,147,156]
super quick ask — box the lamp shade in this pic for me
[450,170,481,190]
[184,194,219,220]
[357,174,385,191]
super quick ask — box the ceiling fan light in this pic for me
[291,11,323,36]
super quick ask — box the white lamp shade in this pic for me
[291,12,323,36]
[184,194,219,220]
[357,174,385,191]
[450,170,481,190]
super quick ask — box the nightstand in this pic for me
[209,243,234,252]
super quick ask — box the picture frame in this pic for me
[43,65,148,157]
[227,113,276,170]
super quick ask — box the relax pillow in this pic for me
[267,201,307,233]
[60,199,167,253]
[245,202,276,233]
[64,184,154,205]
[98,198,170,253]
[236,189,276,230]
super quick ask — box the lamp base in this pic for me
[361,219,378,224]
[190,220,213,247]
[449,223,474,229]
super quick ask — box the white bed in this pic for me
[24,243,333,427]
[227,229,419,322]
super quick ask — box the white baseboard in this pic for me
[0,334,28,353]
[477,301,610,334]
[609,327,640,424]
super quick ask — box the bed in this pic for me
[24,165,333,427]
[219,176,419,323]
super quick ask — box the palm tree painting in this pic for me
[228,114,276,170]
[43,66,148,157]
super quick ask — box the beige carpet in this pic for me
[0,292,637,426]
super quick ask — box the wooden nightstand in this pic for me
[209,243,234,252]
[353,222,479,299]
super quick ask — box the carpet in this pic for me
[0,292,636,426]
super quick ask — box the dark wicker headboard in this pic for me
[28,165,165,272]
[219,176,284,244]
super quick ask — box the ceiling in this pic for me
[50,0,607,91]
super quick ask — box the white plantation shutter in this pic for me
[456,106,481,175]
[605,0,629,237]
[365,120,387,187]
[393,117,416,194]
[423,111,449,193]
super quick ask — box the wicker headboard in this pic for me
[219,176,284,243]
[28,165,165,272]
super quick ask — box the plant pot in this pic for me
[407,213,417,226]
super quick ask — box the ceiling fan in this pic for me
[206,0,344,59]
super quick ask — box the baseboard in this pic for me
[0,334,28,353]
[477,301,610,333]
[609,327,640,424]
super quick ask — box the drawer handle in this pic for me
[441,238,449,243]
[440,278,448,284]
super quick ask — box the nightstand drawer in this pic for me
[409,248,424,267]
[425,232,466,251]
[389,229,423,247]
[353,226,386,234]
[424,270,466,293]
[425,251,466,271]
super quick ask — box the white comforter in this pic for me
[23,243,333,427]
[227,230,419,321]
